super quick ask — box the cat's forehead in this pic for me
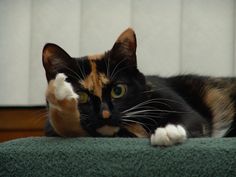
[78,53,109,99]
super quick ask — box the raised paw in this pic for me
[150,124,187,146]
[46,73,79,111]
[53,73,79,100]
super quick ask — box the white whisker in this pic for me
[58,64,83,81]
[122,115,159,125]
[126,109,188,114]
[76,60,86,80]
[121,118,151,133]
[105,54,111,78]
[110,58,128,79]
[122,98,173,114]
[111,65,136,80]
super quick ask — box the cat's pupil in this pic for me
[114,86,122,95]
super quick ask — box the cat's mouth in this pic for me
[96,125,120,136]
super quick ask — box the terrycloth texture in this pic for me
[0,138,235,177]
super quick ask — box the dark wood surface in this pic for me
[0,107,47,142]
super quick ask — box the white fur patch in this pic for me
[151,124,187,146]
[96,126,120,136]
[54,73,79,100]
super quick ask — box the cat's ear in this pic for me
[111,28,137,65]
[42,43,73,81]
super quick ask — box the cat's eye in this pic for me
[111,84,127,99]
[78,92,89,104]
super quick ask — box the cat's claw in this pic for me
[151,124,187,146]
[54,73,79,100]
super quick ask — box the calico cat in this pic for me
[42,28,236,146]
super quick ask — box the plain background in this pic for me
[0,0,236,106]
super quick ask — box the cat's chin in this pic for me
[96,125,120,136]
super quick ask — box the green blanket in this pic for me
[0,137,235,177]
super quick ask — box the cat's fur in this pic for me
[42,28,236,146]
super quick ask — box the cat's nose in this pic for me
[100,103,111,119]
[102,110,110,119]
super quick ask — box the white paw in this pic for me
[151,124,187,146]
[54,73,79,100]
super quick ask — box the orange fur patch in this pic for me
[49,108,88,137]
[123,123,149,138]
[80,61,109,99]
[204,87,234,137]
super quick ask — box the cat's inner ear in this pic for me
[42,43,72,81]
[111,28,137,65]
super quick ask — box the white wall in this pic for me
[0,0,236,106]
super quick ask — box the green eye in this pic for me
[78,92,89,104]
[111,84,127,99]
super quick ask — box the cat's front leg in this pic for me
[150,124,187,146]
[46,73,88,137]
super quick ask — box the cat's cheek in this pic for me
[150,124,187,146]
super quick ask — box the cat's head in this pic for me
[42,28,149,137]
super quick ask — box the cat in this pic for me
[42,28,236,146]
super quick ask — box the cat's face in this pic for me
[43,29,148,137]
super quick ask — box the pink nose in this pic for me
[102,110,110,119]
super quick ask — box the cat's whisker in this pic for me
[80,114,89,121]
[31,110,48,127]
[34,111,48,118]
[140,90,187,105]
[80,117,88,121]
[121,118,151,133]
[62,65,83,81]
[123,105,154,115]
[76,60,86,80]
[82,117,89,119]
[105,54,111,78]
[122,105,157,114]
[122,98,173,114]
[110,58,128,80]
[141,88,167,93]
[80,113,89,116]
[80,114,88,116]
[53,60,82,80]
[32,108,47,115]
[66,73,82,82]
[111,65,136,81]
[122,97,191,115]
[125,109,189,114]
[122,114,159,125]
[150,98,187,105]
[81,59,87,80]
[124,111,164,118]
[104,58,108,77]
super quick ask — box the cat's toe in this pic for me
[151,127,171,146]
[151,124,187,146]
[54,73,79,100]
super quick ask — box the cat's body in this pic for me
[43,28,235,146]
[148,75,236,138]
